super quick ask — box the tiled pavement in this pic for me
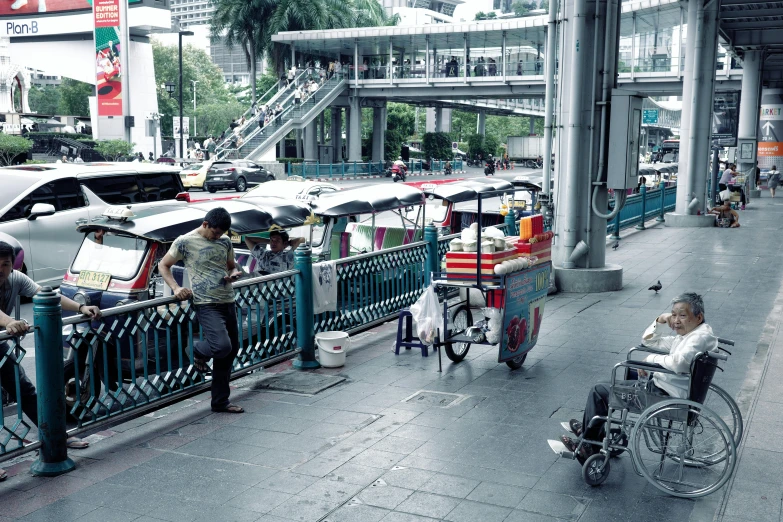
[2,194,783,521]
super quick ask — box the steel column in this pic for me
[292,246,319,370]
[675,0,700,214]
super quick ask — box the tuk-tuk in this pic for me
[417,178,516,235]
[59,198,313,419]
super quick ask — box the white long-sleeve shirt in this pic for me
[640,320,717,398]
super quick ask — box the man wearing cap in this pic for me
[245,227,305,275]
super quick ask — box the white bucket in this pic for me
[315,331,350,368]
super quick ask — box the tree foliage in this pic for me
[512,1,528,16]
[0,134,32,166]
[422,132,453,161]
[94,139,135,161]
[58,79,93,116]
[193,101,247,137]
[28,85,62,115]
[385,103,415,160]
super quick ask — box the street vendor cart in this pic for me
[429,181,552,370]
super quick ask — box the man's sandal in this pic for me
[193,356,211,374]
[66,437,89,449]
[0,468,7,482]
[212,404,244,414]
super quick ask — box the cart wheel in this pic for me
[582,453,611,486]
[444,304,472,363]
[506,353,527,370]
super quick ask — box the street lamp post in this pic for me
[191,80,199,138]
[178,30,194,162]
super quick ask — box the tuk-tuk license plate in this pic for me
[77,270,111,290]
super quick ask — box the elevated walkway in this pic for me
[2,196,782,521]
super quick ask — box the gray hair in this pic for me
[671,292,705,318]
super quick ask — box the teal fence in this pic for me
[289,159,464,179]
[608,183,677,237]
[0,332,33,455]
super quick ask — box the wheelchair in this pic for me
[548,338,741,498]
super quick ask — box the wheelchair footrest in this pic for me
[547,439,575,460]
[560,421,577,435]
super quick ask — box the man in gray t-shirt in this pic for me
[0,240,100,480]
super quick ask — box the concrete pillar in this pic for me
[674,0,700,214]
[295,129,303,159]
[529,117,536,136]
[737,51,763,182]
[319,112,325,145]
[426,107,436,133]
[477,111,486,136]
[348,96,362,161]
[278,138,285,159]
[331,108,342,162]
[303,119,318,163]
[441,108,452,133]
[372,106,385,162]
[684,0,719,214]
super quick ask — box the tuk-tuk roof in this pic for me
[424,178,515,203]
[77,197,314,241]
[311,184,424,217]
[511,176,543,192]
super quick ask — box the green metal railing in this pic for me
[289,159,465,179]
[0,333,33,456]
[609,183,677,238]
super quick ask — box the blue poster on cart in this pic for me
[499,262,551,363]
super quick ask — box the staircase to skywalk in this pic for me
[225,73,347,162]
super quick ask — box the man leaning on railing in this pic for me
[0,241,98,482]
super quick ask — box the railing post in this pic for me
[424,224,439,285]
[293,246,320,370]
[31,287,75,477]
[656,181,666,222]
[504,210,518,236]
[635,185,647,230]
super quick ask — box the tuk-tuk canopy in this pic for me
[511,176,543,192]
[77,197,314,242]
[424,178,515,203]
[311,184,424,217]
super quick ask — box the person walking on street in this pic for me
[768,165,781,198]
[158,208,244,415]
[206,136,216,160]
[0,241,97,482]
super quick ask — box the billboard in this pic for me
[712,92,740,147]
[94,0,122,116]
[0,0,141,16]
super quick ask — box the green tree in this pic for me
[193,101,246,137]
[94,139,135,160]
[153,41,233,136]
[58,78,93,116]
[28,85,61,115]
[475,11,486,20]
[486,12,497,19]
[0,134,32,166]
[450,111,477,142]
[512,1,528,16]
[541,0,549,10]
[385,103,415,160]
[422,132,452,160]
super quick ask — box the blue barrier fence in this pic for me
[608,183,677,237]
[289,159,464,179]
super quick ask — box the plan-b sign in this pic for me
[0,14,93,36]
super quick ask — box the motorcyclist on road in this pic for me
[392,156,407,181]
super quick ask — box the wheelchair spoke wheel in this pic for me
[582,453,611,486]
[631,399,736,498]
[702,383,743,448]
[608,428,628,458]
[444,304,472,363]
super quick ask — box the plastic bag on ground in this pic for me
[410,285,443,345]
[483,307,502,344]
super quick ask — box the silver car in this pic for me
[0,163,186,286]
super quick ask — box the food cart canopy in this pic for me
[425,178,515,203]
[77,197,314,241]
[312,184,424,217]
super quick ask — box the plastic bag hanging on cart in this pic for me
[410,285,443,345]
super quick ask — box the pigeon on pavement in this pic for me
[649,281,662,294]
[612,242,619,251]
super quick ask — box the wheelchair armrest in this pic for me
[611,359,676,385]
[628,345,668,358]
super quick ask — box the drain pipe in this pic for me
[591,0,625,221]
[541,0,558,221]
[562,0,589,269]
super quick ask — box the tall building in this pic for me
[380,0,464,24]
[169,0,214,28]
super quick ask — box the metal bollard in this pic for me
[31,287,75,477]
[656,181,666,222]
[293,246,320,370]
[424,224,439,285]
[635,185,647,230]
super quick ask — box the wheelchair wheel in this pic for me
[582,453,611,486]
[631,399,736,498]
[702,383,743,448]
[608,428,628,458]
[444,304,472,363]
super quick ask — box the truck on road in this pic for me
[507,136,544,166]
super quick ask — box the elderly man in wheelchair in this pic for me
[549,292,739,497]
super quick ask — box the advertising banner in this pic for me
[498,262,551,363]
[712,92,740,147]
[93,0,122,116]
[758,91,783,167]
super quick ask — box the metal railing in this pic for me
[314,241,429,334]
[289,159,465,179]
[0,332,33,456]
[608,183,677,237]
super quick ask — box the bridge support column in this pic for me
[552,0,623,292]
[477,111,486,136]
[372,106,386,163]
[670,0,719,225]
[738,50,763,197]
[529,117,536,136]
[348,96,362,162]
[331,108,342,162]
[304,119,318,163]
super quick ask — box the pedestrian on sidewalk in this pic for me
[768,165,780,198]
[158,208,244,415]
[0,240,97,482]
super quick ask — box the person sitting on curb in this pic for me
[0,241,99,482]
[559,292,717,462]
[245,227,305,275]
[708,191,741,228]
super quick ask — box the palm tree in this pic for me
[211,0,270,105]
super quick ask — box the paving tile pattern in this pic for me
[2,196,783,521]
